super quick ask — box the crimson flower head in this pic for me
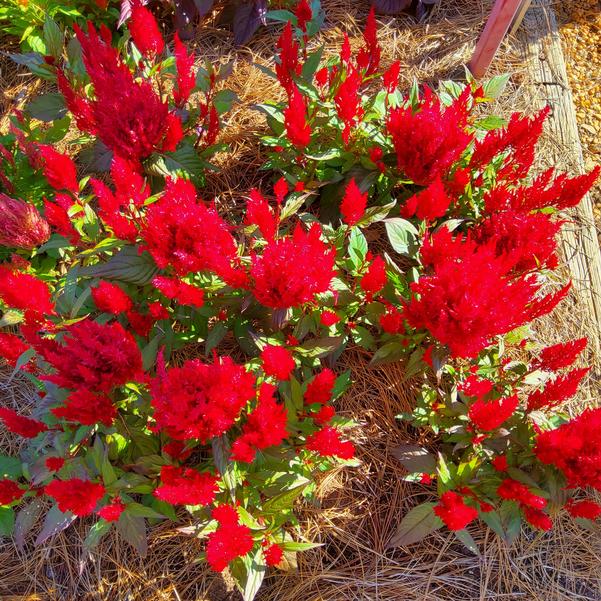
[433,491,478,531]
[0,479,25,505]
[43,199,81,246]
[173,33,196,106]
[340,178,367,226]
[0,266,54,316]
[0,333,29,367]
[305,426,354,459]
[97,497,126,522]
[129,1,165,58]
[36,145,79,194]
[360,256,387,296]
[263,543,284,567]
[51,389,117,427]
[305,368,336,405]
[524,507,552,531]
[261,345,296,380]
[533,337,587,372]
[36,319,143,392]
[401,177,451,222]
[382,60,401,94]
[0,194,50,249]
[231,383,288,463]
[206,505,254,572]
[141,179,241,283]
[151,354,256,442]
[380,305,403,334]
[152,276,205,308]
[566,499,601,520]
[92,281,133,314]
[251,223,336,309]
[284,84,311,147]
[497,478,547,509]
[44,478,105,517]
[246,189,277,241]
[335,66,363,146]
[153,465,218,506]
[275,23,301,94]
[45,457,65,472]
[295,0,312,32]
[526,367,589,412]
[468,394,518,431]
[387,87,472,185]
[0,408,48,438]
[356,8,381,76]
[320,310,341,327]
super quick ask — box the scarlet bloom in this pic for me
[524,507,552,531]
[356,8,381,76]
[0,408,48,438]
[51,389,117,427]
[404,229,542,358]
[335,66,363,145]
[275,23,301,94]
[305,426,354,460]
[382,60,401,93]
[128,1,164,58]
[458,375,494,398]
[263,543,284,567]
[340,178,367,226]
[468,395,519,431]
[245,189,277,241]
[251,223,336,309]
[45,457,65,472]
[284,84,311,147]
[43,199,81,246]
[0,333,29,367]
[320,310,341,327]
[152,276,205,308]
[44,478,105,516]
[360,256,387,296]
[401,177,451,221]
[380,305,403,334]
[526,367,589,411]
[273,177,288,205]
[433,491,478,531]
[295,0,312,32]
[387,87,472,185]
[497,479,547,509]
[173,33,196,106]
[92,281,133,314]
[97,497,126,522]
[36,145,79,194]
[206,505,254,572]
[261,345,295,381]
[0,266,54,316]
[566,499,601,520]
[312,404,335,425]
[231,383,288,463]
[535,408,601,491]
[492,455,508,472]
[0,479,24,505]
[533,338,587,372]
[36,320,143,392]
[151,354,256,442]
[153,465,218,506]
[304,368,336,405]
[0,194,50,249]
[141,179,241,283]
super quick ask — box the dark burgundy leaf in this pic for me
[371,0,412,15]
[174,0,199,39]
[233,0,267,46]
[193,0,215,18]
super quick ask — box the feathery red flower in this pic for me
[380,305,403,334]
[320,310,341,327]
[295,0,312,32]
[43,199,81,245]
[0,408,48,438]
[0,266,54,316]
[51,389,117,426]
[173,33,196,106]
[251,223,335,309]
[44,478,105,516]
[497,478,547,509]
[335,66,363,145]
[0,479,24,505]
[246,189,277,241]
[340,178,367,226]
[152,276,205,308]
[468,395,518,431]
[153,465,218,506]
[433,491,478,531]
[284,84,311,147]
[97,497,126,522]
[45,457,65,472]
[261,345,295,381]
[401,177,451,221]
[151,354,255,442]
[0,333,29,367]
[360,256,387,296]
[92,281,133,314]
[526,367,589,411]
[304,368,336,405]
[533,338,587,372]
[382,60,401,93]
[305,426,354,459]
[524,507,552,531]
[566,499,601,520]
[36,145,79,194]
[275,23,300,94]
[129,1,164,58]
[0,194,50,249]
[263,543,284,567]
[206,505,254,572]
[356,8,381,76]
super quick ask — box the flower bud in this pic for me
[0,194,50,249]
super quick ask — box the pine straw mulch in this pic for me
[2,0,601,599]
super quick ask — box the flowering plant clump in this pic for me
[0,9,600,601]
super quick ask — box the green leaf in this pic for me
[78,246,158,286]
[387,502,443,547]
[26,93,67,122]
[0,507,15,537]
[385,218,419,256]
[301,46,324,81]
[212,436,238,501]
[280,192,307,221]
[370,341,405,366]
[84,520,112,551]
[298,336,344,358]
[280,540,322,552]
[391,445,436,474]
[483,73,510,99]
[263,483,308,514]
[474,115,507,131]
[213,89,238,115]
[348,227,368,269]
[454,529,479,555]
[14,498,43,549]
[0,455,22,479]
[145,143,206,185]
[125,502,164,520]
[142,334,162,371]
[205,321,228,355]
[117,512,148,557]
[35,505,76,545]
[480,509,505,538]
[499,501,521,545]
[242,548,267,601]
[42,16,62,58]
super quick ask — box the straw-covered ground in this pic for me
[1,0,601,599]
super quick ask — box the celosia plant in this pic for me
[0,10,600,601]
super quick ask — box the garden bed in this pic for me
[1,1,600,600]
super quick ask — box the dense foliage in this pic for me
[0,6,600,601]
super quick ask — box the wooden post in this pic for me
[469,0,527,78]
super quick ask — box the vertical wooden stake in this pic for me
[469,0,527,79]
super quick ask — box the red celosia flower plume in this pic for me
[0,479,25,505]
[43,199,81,246]
[0,408,48,438]
[173,33,196,106]
[92,281,133,314]
[275,22,301,94]
[152,276,205,308]
[468,395,519,432]
[250,223,336,308]
[141,178,242,283]
[0,266,54,316]
[0,333,29,367]
[45,457,65,472]
[0,194,50,249]
[382,60,401,93]
[44,478,105,516]
[340,178,367,226]
[380,305,403,334]
[304,368,336,405]
[335,66,363,146]
[129,0,165,58]
[231,383,288,462]
[566,499,601,520]
[532,337,587,372]
[295,0,312,33]
[36,144,79,194]
[360,255,387,297]
[206,505,254,572]
[305,426,354,459]
[433,491,478,531]
[246,189,278,241]
[263,543,284,567]
[497,478,547,509]
[151,354,256,442]
[51,389,117,426]
[356,8,381,76]
[526,367,589,411]
[153,465,219,505]
[401,177,451,222]
[524,507,552,531]
[97,497,126,522]
[387,87,472,185]
[35,320,143,392]
[404,229,541,358]
[261,345,296,381]
[284,84,312,147]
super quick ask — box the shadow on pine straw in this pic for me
[1,0,601,599]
